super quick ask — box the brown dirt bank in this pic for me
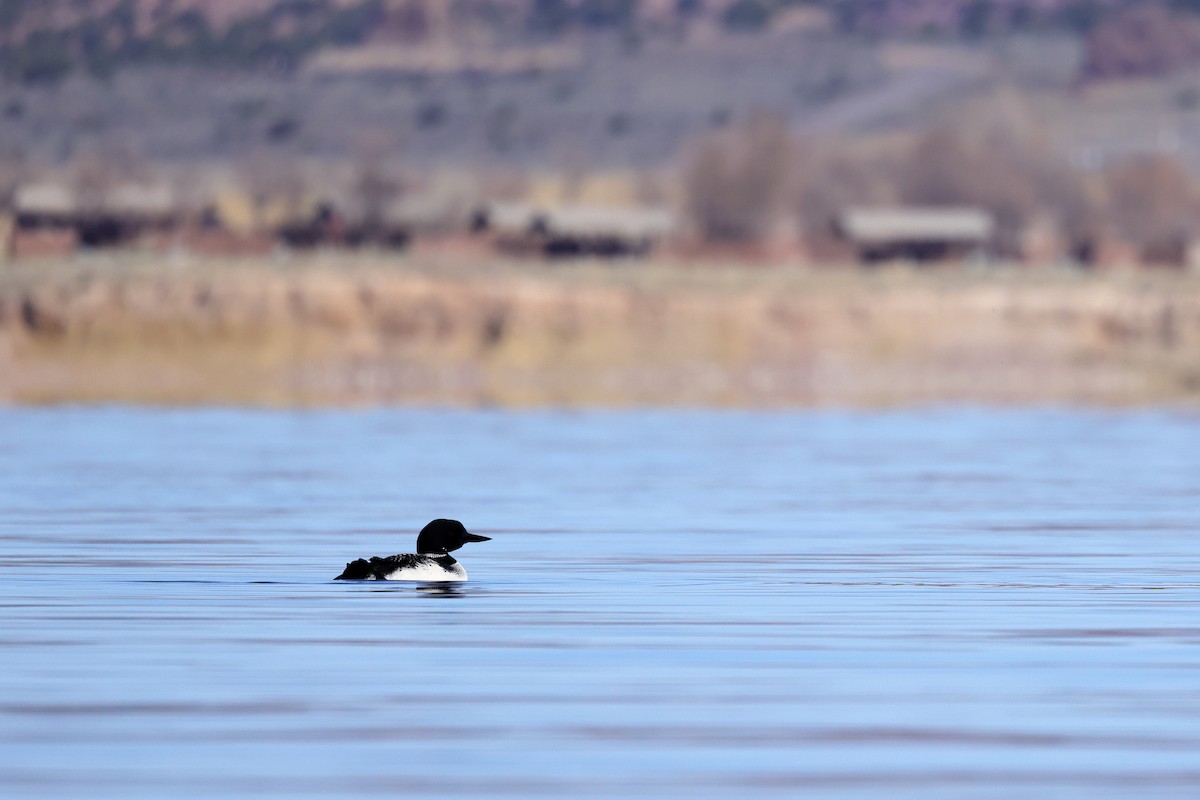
[1,255,1198,407]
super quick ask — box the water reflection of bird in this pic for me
[334,519,490,582]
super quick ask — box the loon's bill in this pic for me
[335,519,490,582]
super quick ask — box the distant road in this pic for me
[795,51,991,134]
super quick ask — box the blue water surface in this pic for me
[1,407,1198,798]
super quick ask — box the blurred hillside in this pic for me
[1,0,1195,84]
[6,2,1200,408]
[7,1,1200,271]
[3,1,1194,167]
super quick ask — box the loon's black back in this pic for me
[335,553,457,581]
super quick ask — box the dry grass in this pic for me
[2,253,1199,408]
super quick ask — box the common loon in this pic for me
[334,519,490,582]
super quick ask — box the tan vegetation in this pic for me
[1,257,1198,407]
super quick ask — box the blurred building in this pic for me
[834,207,995,263]
[475,202,677,258]
[11,181,178,258]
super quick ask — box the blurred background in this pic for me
[3,1,1200,406]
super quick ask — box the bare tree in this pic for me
[72,143,152,214]
[72,149,117,218]
[681,113,795,242]
[240,151,308,231]
[479,168,529,203]
[383,0,433,42]
[1101,154,1199,251]
[635,170,670,207]
[896,97,1094,256]
[555,140,590,204]
[350,132,404,242]
[169,164,212,222]
[792,138,898,246]
[0,145,27,212]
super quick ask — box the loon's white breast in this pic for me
[382,556,467,582]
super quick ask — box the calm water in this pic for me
[1,408,1198,798]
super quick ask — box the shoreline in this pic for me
[2,253,1198,408]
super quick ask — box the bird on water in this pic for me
[334,519,491,582]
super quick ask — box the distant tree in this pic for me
[579,0,638,30]
[4,30,72,83]
[1008,1,1036,31]
[1102,154,1199,250]
[607,113,631,137]
[326,2,385,45]
[266,114,301,143]
[792,141,898,245]
[480,169,528,203]
[822,0,1167,38]
[897,98,1094,254]
[555,140,591,203]
[0,0,30,28]
[1054,0,1106,34]
[682,114,794,242]
[960,0,995,38]
[527,0,574,35]
[169,164,211,222]
[485,102,519,153]
[416,101,447,129]
[72,149,117,218]
[1080,5,1200,82]
[241,152,308,231]
[350,133,403,241]
[722,0,772,32]
[382,0,433,42]
[0,146,27,212]
[635,171,670,206]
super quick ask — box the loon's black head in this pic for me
[416,519,491,555]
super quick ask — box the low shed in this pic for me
[476,202,675,257]
[835,207,995,263]
[15,181,177,247]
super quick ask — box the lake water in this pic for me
[1,407,1198,798]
